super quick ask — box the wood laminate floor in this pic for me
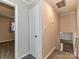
[0,40,14,59]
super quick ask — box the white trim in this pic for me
[28,9,31,53]
[15,4,18,59]
[18,52,30,59]
[1,0,15,7]
[60,43,63,51]
[75,36,79,38]
[73,33,76,56]
[22,0,35,5]
[78,55,79,57]
[44,47,56,59]
[1,0,18,59]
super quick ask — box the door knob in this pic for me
[35,35,37,37]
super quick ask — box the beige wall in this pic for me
[0,18,14,42]
[0,5,14,42]
[42,1,60,58]
[60,12,77,33]
[0,4,14,18]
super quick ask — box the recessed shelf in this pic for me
[0,15,14,19]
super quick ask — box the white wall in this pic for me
[42,1,60,58]
[0,0,29,58]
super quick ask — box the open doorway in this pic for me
[0,2,15,59]
[59,12,77,56]
[42,0,79,59]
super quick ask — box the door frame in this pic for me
[0,0,18,59]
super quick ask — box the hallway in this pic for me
[2,0,79,59]
[42,0,79,59]
[48,50,78,59]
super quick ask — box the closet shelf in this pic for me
[0,15,14,19]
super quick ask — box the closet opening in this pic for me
[0,2,15,59]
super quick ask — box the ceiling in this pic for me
[46,0,79,15]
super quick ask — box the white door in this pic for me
[29,5,40,59]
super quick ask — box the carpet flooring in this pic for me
[48,50,78,59]
[0,40,14,59]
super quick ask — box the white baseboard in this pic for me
[44,47,56,59]
[78,55,79,58]
[18,52,30,59]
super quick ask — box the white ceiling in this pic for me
[46,0,79,15]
